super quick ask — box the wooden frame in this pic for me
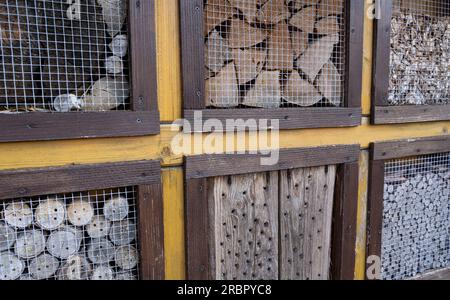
[0,160,165,280]
[180,0,364,132]
[0,0,159,142]
[366,136,450,280]
[371,0,450,125]
[185,145,360,280]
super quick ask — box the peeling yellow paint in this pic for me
[355,150,369,280]
[162,168,186,280]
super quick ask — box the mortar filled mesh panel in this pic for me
[0,0,129,113]
[382,153,450,280]
[389,0,450,106]
[204,0,346,109]
[0,187,139,280]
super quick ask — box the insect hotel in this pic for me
[0,0,449,281]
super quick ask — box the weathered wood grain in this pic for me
[280,166,336,280]
[0,160,160,200]
[371,136,450,161]
[210,172,279,280]
[185,145,359,179]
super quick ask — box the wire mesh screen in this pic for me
[0,0,129,113]
[204,0,346,109]
[382,153,450,280]
[0,187,139,280]
[389,0,450,106]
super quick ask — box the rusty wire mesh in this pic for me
[0,0,130,113]
[382,152,450,280]
[203,0,346,109]
[0,186,139,280]
[389,0,450,106]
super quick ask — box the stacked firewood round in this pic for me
[389,7,450,106]
[0,195,138,280]
[381,162,450,280]
[204,0,344,109]
[0,0,129,112]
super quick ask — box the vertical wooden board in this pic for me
[355,151,369,279]
[371,0,392,107]
[331,162,359,280]
[129,0,158,111]
[280,166,336,280]
[162,168,185,280]
[209,172,279,280]
[362,0,374,115]
[365,159,385,279]
[185,178,210,279]
[137,183,165,280]
[180,0,205,109]
[156,0,182,122]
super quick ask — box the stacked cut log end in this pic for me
[0,0,130,112]
[204,0,345,109]
[0,195,139,281]
[389,7,450,106]
[381,167,450,280]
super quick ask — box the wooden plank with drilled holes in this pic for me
[280,166,336,280]
[209,172,279,280]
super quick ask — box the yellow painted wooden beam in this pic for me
[1,121,450,171]
[362,0,373,116]
[0,126,182,171]
[162,167,186,280]
[156,0,182,122]
[355,150,369,280]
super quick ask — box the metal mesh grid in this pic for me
[389,0,450,106]
[204,0,346,109]
[0,0,130,113]
[382,152,450,280]
[0,186,139,280]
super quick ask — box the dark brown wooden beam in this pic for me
[137,183,165,280]
[185,178,211,280]
[331,162,359,280]
[373,105,450,125]
[185,145,360,179]
[372,136,450,161]
[184,108,361,132]
[0,111,160,142]
[0,160,161,200]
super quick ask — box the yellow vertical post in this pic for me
[362,0,373,116]
[162,167,186,279]
[156,0,182,122]
[355,150,369,279]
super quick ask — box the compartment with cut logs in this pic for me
[0,188,140,280]
[181,0,363,131]
[0,0,159,142]
[0,0,129,112]
[0,161,164,280]
[203,0,346,109]
[372,0,450,124]
[185,146,359,280]
[367,138,450,280]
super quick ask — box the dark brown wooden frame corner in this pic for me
[0,0,159,143]
[366,136,450,280]
[0,160,165,280]
[180,0,364,132]
[371,0,450,125]
[184,145,360,280]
